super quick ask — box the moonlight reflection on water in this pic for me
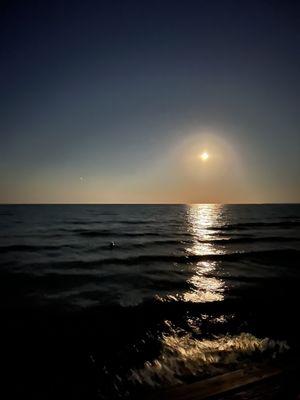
[183,205,225,303]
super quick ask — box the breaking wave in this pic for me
[130,330,289,387]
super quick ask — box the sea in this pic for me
[0,204,299,399]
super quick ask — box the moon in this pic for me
[199,152,209,161]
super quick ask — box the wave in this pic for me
[74,229,162,238]
[87,239,190,251]
[210,221,300,231]
[108,220,158,224]
[16,249,298,270]
[205,236,300,244]
[0,270,96,288]
[64,219,158,225]
[55,221,300,239]
[86,237,299,252]
[0,244,77,253]
[3,236,297,255]
[130,331,289,387]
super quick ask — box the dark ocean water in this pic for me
[0,204,300,399]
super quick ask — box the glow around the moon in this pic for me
[200,152,209,161]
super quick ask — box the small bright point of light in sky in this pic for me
[200,152,209,161]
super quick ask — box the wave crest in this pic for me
[130,331,289,387]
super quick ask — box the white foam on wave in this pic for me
[130,328,289,387]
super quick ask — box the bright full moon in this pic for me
[200,152,209,161]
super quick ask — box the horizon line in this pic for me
[0,202,299,206]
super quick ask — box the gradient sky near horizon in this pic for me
[0,0,299,203]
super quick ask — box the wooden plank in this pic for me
[147,364,283,400]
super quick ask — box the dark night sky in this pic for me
[0,0,299,203]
